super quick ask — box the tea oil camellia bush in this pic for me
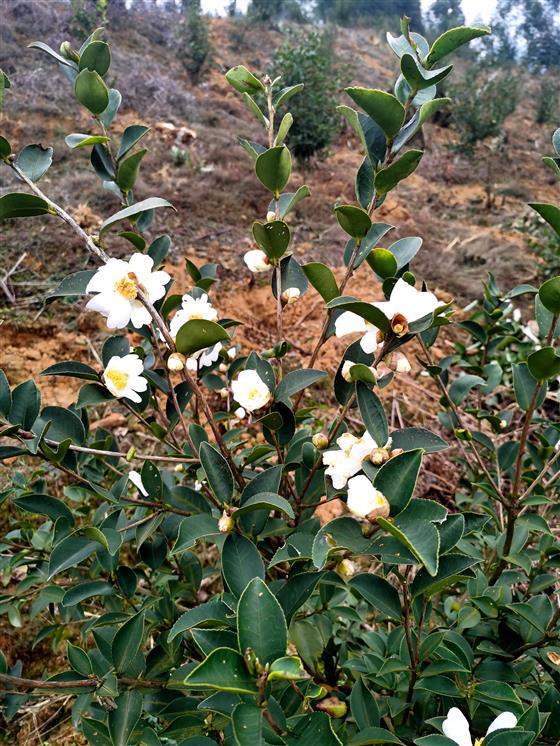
[1,18,560,746]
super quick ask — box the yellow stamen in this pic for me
[106,369,129,391]
[114,273,138,300]
[474,739,484,746]
[248,388,261,401]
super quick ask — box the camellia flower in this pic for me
[169,292,218,339]
[231,369,272,412]
[185,342,222,373]
[244,249,270,272]
[103,353,148,403]
[442,707,517,746]
[335,278,441,351]
[86,254,170,330]
[346,474,389,519]
[128,470,148,496]
[322,431,378,489]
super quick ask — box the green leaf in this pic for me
[14,494,74,525]
[377,516,440,576]
[0,192,51,219]
[401,54,452,90]
[222,534,265,598]
[108,690,143,746]
[367,248,397,279]
[226,65,264,94]
[345,88,405,139]
[237,577,287,666]
[512,363,546,411]
[426,26,491,66]
[32,406,86,445]
[233,492,294,520]
[48,535,101,579]
[484,732,534,746]
[175,319,229,356]
[252,220,291,260]
[350,678,380,730]
[8,380,41,429]
[117,125,150,160]
[99,197,174,235]
[391,427,448,453]
[79,40,111,76]
[112,613,144,674]
[335,205,372,239]
[528,347,560,381]
[267,656,308,681]
[348,573,401,619]
[392,99,450,153]
[0,135,11,159]
[375,149,423,195]
[74,68,109,115]
[199,442,234,505]
[273,83,304,108]
[28,41,77,68]
[539,276,560,314]
[449,373,485,405]
[172,514,220,554]
[168,599,231,641]
[312,517,371,570]
[414,738,457,746]
[303,262,339,302]
[276,369,327,402]
[15,144,53,181]
[274,184,311,218]
[65,133,110,149]
[275,112,293,146]
[67,642,93,677]
[116,148,147,192]
[285,712,343,745]
[61,580,114,607]
[326,299,390,334]
[48,270,96,299]
[232,703,264,746]
[255,146,291,195]
[472,680,522,714]
[99,88,122,127]
[349,727,404,745]
[356,382,389,446]
[184,648,257,694]
[411,553,476,598]
[41,361,99,381]
[530,202,560,236]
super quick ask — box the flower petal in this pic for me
[107,296,132,329]
[442,708,473,746]
[486,712,517,735]
[129,301,152,329]
[335,311,367,338]
[128,252,154,280]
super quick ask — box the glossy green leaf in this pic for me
[49,270,96,299]
[273,83,304,108]
[65,133,110,149]
[391,427,448,453]
[348,573,401,619]
[61,580,114,607]
[356,381,388,446]
[222,534,265,598]
[112,612,144,674]
[345,88,405,139]
[232,703,264,746]
[117,124,150,160]
[426,26,491,66]
[0,192,51,219]
[116,148,147,192]
[14,494,74,525]
[255,146,291,195]
[267,656,308,681]
[175,319,229,356]
[527,347,560,381]
[74,68,109,114]
[335,205,372,239]
[377,516,440,576]
[375,149,423,195]
[48,535,101,579]
[172,514,220,554]
[401,54,452,90]
[8,380,41,429]
[349,727,404,745]
[513,363,547,411]
[303,262,339,302]
[28,41,77,68]
[276,369,327,401]
[99,197,174,235]
[168,599,231,641]
[530,202,560,236]
[184,648,257,694]
[226,65,264,94]
[79,41,111,76]
[99,88,122,127]
[252,219,291,260]
[41,361,99,381]
[199,442,234,504]
[15,144,53,181]
[538,276,560,314]
[32,405,86,445]
[108,690,143,746]
[237,577,287,666]
[0,135,11,158]
[350,678,380,730]
[233,492,294,520]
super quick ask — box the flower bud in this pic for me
[370,447,389,466]
[281,287,300,305]
[60,41,80,62]
[266,210,276,222]
[167,352,186,371]
[194,480,203,491]
[316,697,347,718]
[389,447,404,459]
[218,363,228,373]
[341,360,355,382]
[218,510,235,533]
[244,249,270,273]
[227,347,237,360]
[312,433,329,449]
[174,463,185,472]
[234,406,246,419]
[336,558,355,578]
[499,419,507,430]
[219,388,229,399]
[395,354,411,373]
[126,447,136,462]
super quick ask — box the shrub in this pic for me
[178,0,213,84]
[1,18,560,746]
[269,30,348,162]
[535,76,559,124]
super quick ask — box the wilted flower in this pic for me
[322,431,378,489]
[335,278,441,350]
[128,470,148,496]
[244,249,270,272]
[346,474,389,519]
[218,510,235,533]
[169,292,218,339]
[231,369,272,412]
[86,254,170,330]
[281,287,301,305]
[103,354,148,403]
[442,707,517,746]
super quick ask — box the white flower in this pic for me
[335,312,380,354]
[442,707,517,746]
[128,470,148,496]
[346,474,389,518]
[335,279,441,349]
[244,249,270,273]
[103,354,148,403]
[234,406,246,419]
[341,360,355,382]
[169,292,218,338]
[322,431,378,489]
[86,254,170,330]
[231,369,272,412]
[185,342,222,373]
[281,287,301,305]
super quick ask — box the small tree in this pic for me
[178,0,213,84]
[270,30,348,162]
